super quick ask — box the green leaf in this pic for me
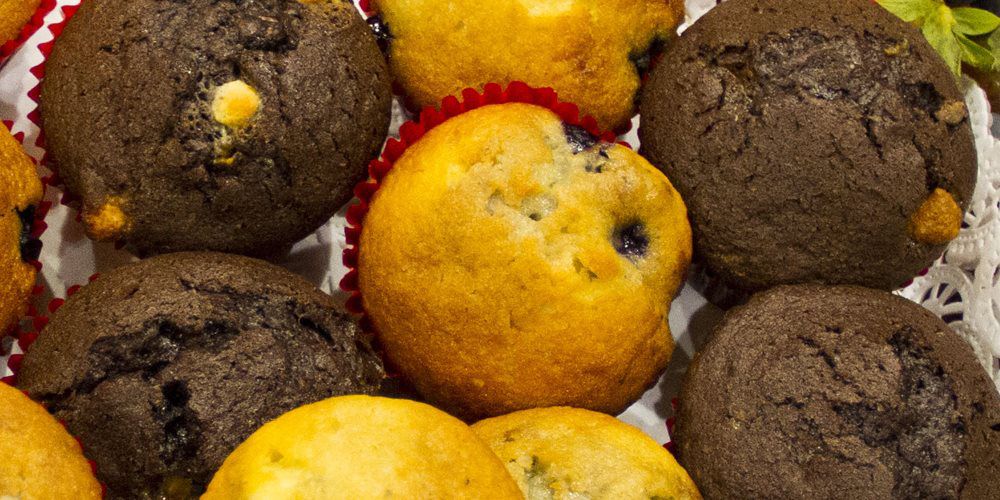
[956,32,997,71]
[952,7,1000,35]
[923,9,963,75]
[877,0,939,23]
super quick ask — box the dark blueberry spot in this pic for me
[630,36,666,78]
[584,163,604,174]
[367,14,393,53]
[612,222,649,259]
[563,123,597,154]
[992,423,1000,432]
[16,206,41,262]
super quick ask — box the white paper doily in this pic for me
[898,83,1000,392]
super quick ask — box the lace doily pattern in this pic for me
[899,83,1000,390]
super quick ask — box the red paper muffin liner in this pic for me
[0,0,58,67]
[0,379,106,497]
[338,81,623,376]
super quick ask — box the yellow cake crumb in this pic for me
[83,199,128,240]
[212,80,261,129]
[909,188,962,245]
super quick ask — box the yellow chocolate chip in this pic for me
[909,188,962,245]
[935,101,967,126]
[213,156,236,167]
[212,80,261,129]
[884,39,909,56]
[83,199,128,240]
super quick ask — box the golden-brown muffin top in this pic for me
[359,103,692,419]
[0,383,102,499]
[203,395,521,499]
[474,407,702,500]
[371,0,685,129]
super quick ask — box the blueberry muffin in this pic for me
[0,0,39,45]
[674,285,1000,499]
[359,103,692,419]
[473,407,702,499]
[0,122,42,335]
[368,0,685,130]
[204,395,521,499]
[17,252,384,499]
[41,0,392,256]
[0,383,102,499]
[639,0,977,292]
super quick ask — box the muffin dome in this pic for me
[0,122,42,335]
[359,103,692,419]
[473,407,702,499]
[675,285,1000,499]
[369,0,685,130]
[41,0,392,256]
[0,0,39,45]
[0,383,102,499]
[639,0,977,292]
[204,395,522,499]
[18,252,384,498]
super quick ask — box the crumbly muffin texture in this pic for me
[0,123,42,334]
[0,383,103,499]
[360,103,692,419]
[639,0,977,292]
[473,407,702,500]
[41,0,391,256]
[18,252,384,499]
[204,395,522,499]
[370,0,685,130]
[675,285,1000,499]
[0,0,40,44]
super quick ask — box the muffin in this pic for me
[359,102,692,419]
[203,395,522,499]
[0,0,39,46]
[0,122,42,335]
[41,0,392,256]
[674,285,1000,499]
[473,407,702,499]
[368,0,685,130]
[17,252,384,499]
[0,382,102,499]
[639,0,977,292]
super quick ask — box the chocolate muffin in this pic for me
[17,252,384,499]
[639,0,978,292]
[674,285,1000,499]
[41,0,392,256]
